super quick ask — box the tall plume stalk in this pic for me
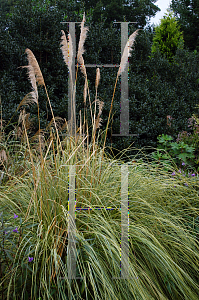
[22,48,63,155]
[21,56,43,165]
[60,12,92,142]
[94,67,100,125]
[60,30,73,84]
[76,13,94,132]
[102,29,140,154]
[77,12,88,78]
[92,67,102,151]
[60,31,75,136]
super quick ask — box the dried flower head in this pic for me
[20,65,38,104]
[95,68,100,89]
[0,149,7,163]
[77,12,89,78]
[24,49,44,87]
[118,29,139,76]
[77,12,89,62]
[60,30,73,77]
[79,54,87,78]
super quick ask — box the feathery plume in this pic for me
[118,29,139,76]
[103,30,139,154]
[60,30,73,76]
[79,53,87,77]
[94,116,103,131]
[0,150,7,163]
[97,99,104,116]
[94,99,104,130]
[17,92,38,109]
[24,49,44,86]
[95,68,100,89]
[18,108,28,126]
[20,49,45,104]
[77,12,89,68]
[20,64,38,104]
[60,30,68,65]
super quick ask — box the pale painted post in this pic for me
[112,22,137,137]
[60,21,80,136]
[60,21,138,138]
[68,22,76,136]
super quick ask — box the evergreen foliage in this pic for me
[73,0,160,28]
[151,12,184,63]
[170,0,199,51]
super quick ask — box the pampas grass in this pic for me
[23,48,63,155]
[60,16,89,137]
[6,65,39,127]
[60,13,94,140]
[60,30,73,81]
[60,30,77,137]
[24,48,44,87]
[117,29,140,76]
[77,12,89,74]
[76,13,94,130]
[103,29,140,153]
[21,64,38,104]
[1,12,199,300]
[94,67,100,125]
[22,50,44,165]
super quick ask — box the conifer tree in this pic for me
[170,0,199,51]
[151,11,184,62]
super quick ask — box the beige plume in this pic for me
[118,29,139,76]
[79,53,87,77]
[20,49,45,104]
[20,64,38,104]
[60,30,68,65]
[97,99,104,116]
[94,116,103,130]
[60,30,73,77]
[0,149,7,163]
[17,92,38,110]
[24,48,44,86]
[77,12,89,75]
[95,68,100,89]
[94,99,104,130]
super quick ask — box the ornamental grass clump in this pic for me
[0,11,199,300]
[1,150,199,299]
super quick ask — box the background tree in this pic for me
[0,0,18,18]
[77,0,160,28]
[170,0,199,51]
[151,11,184,63]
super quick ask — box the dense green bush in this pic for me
[109,34,199,159]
